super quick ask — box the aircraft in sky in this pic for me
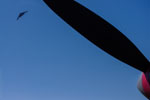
[17,11,28,20]
[43,0,150,99]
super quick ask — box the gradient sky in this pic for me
[0,0,150,100]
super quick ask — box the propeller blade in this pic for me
[43,0,150,72]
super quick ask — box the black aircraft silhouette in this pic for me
[17,11,28,20]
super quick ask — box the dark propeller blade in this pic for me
[43,0,150,72]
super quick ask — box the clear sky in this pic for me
[0,0,150,100]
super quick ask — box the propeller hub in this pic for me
[137,72,150,99]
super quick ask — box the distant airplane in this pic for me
[17,11,28,20]
[43,0,150,99]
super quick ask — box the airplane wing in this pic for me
[43,0,150,72]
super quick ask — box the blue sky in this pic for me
[0,0,150,100]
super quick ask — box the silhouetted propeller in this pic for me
[43,0,150,72]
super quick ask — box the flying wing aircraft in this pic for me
[17,11,28,20]
[43,0,150,99]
